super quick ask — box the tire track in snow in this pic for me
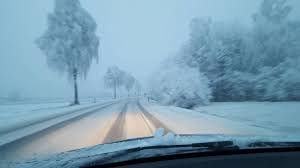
[137,100,173,134]
[137,106,155,134]
[102,102,129,143]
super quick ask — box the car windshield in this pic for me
[1,0,300,165]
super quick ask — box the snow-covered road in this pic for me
[0,101,124,161]
[0,99,175,161]
[0,98,297,162]
[102,100,171,143]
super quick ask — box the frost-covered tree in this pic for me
[178,0,300,102]
[104,66,125,99]
[183,18,249,101]
[124,74,135,97]
[185,17,213,72]
[252,0,293,68]
[150,59,211,108]
[36,0,99,105]
[151,0,300,104]
[250,0,300,100]
[133,80,142,96]
[255,0,292,24]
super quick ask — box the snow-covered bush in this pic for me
[151,61,211,108]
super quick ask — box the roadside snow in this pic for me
[195,102,300,134]
[0,102,69,133]
[0,99,115,146]
[0,100,110,134]
[2,100,300,168]
[0,102,125,162]
[141,100,281,136]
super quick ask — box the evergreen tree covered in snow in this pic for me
[36,0,99,105]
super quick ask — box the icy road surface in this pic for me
[0,98,294,162]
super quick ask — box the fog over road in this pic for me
[0,98,278,161]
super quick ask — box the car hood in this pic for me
[5,131,300,168]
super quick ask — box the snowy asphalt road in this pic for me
[0,99,173,161]
[0,99,281,161]
[0,101,124,160]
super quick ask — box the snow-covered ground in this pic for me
[0,98,111,135]
[0,97,103,105]
[0,102,125,161]
[2,99,300,167]
[195,102,300,135]
[141,100,300,136]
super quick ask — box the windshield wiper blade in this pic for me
[120,140,239,157]
[248,141,300,148]
[191,140,237,149]
[82,141,239,167]
[82,140,300,168]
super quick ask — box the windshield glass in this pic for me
[1,0,300,164]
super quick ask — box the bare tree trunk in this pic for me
[113,81,117,99]
[73,68,80,105]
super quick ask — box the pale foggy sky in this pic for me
[0,0,299,98]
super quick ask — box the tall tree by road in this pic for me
[104,66,125,99]
[36,0,99,105]
[124,74,135,97]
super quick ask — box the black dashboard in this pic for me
[84,148,300,168]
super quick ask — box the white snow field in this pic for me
[0,98,112,134]
[141,100,300,136]
[0,102,126,161]
[195,102,300,135]
[1,99,300,168]
[0,98,117,146]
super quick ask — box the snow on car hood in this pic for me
[4,128,300,168]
